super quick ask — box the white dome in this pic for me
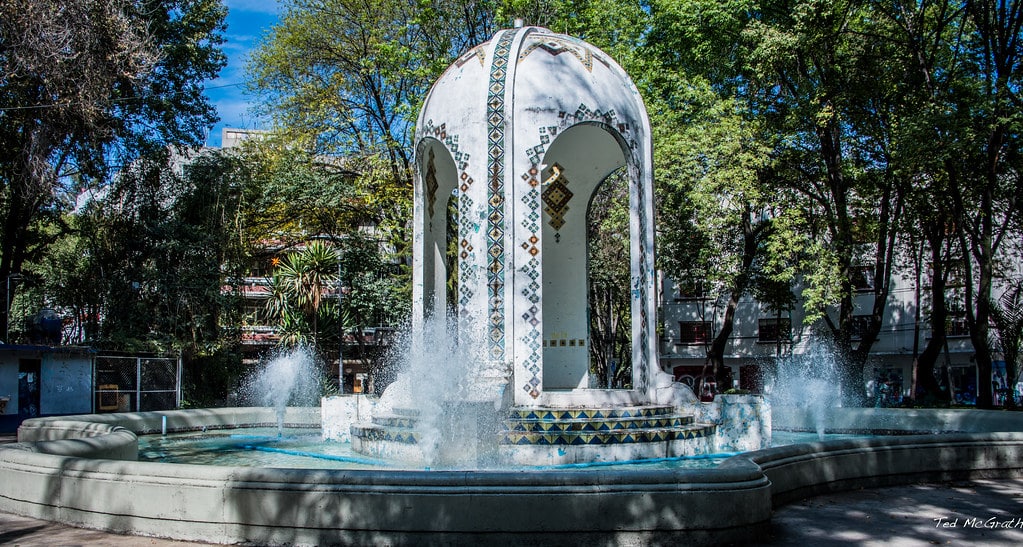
[416,26,650,167]
[412,26,660,407]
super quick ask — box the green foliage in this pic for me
[588,170,633,388]
[0,0,227,339]
[19,145,249,405]
[339,234,410,329]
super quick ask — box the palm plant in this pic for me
[264,241,340,347]
[991,282,1023,408]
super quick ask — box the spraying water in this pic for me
[768,341,843,439]
[238,345,324,434]
[373,315,511,467]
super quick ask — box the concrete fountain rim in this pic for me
[3,405,1022,546]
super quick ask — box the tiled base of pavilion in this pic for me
[348,403,723,466]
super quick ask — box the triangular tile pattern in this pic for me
[351,404,717,452]
[351,408,424,445]
[499,405,715,446]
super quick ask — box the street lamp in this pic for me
[6,273,24,343]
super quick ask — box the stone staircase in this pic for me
[351,403,718,466]
[497,404,717,465]
[349,408,426,463]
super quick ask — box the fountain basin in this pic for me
[2,406,1023,545]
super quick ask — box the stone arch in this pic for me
[585,165,632,389]
[414,137,460,323]
[537,122,634,390]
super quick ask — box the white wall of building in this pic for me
[658,252,1021,404]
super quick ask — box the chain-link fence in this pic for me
[94,356,179,412]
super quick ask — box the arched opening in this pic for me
[586,168,632,389]
[539,124,630,390]
[417,139,459,323]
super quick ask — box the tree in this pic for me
[587,170,633,388]
[947,0,1023,408]
[872,0,1022,408]
[0,0,227,337]
[991,281,1023,408]
[873,0,972,404]
[739,0,914,405]
[22,148,250,404]
[237,138,367,243]
[249,1,496,253]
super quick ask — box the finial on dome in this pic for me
[513,18,524,29]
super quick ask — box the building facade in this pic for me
[658,260,1022,406]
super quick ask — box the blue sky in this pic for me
[203,0,281,147]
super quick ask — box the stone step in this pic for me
[499,423,717,446]
[390,407,421,418]
[505,414,694,433]
[371,414,420,429]
[505,404,678,421]
[350,424,421,444]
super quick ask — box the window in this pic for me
[850,265,875,292]
[758,317,791,343]
[927,260,965,288]
[850,314,873,340]
[674,280,707,301]
[677,321,712,345]
[947,311,970,337]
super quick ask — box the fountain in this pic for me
[326,23,768,466]
[769,342,845,439]
[236,345,323,434]
[2,25,1023,546]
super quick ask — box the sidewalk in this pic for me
[757,478,1023,546]
[1,479,1021,545]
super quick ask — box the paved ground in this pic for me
[756,479,1023,546]
[1,479,1021,546]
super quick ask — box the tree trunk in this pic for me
[706,206,761,391]
[917,233,951,403]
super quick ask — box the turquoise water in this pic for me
[138,428,867,471]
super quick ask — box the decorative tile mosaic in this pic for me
[454,45,486,68]
[372,415,418,429]
[507,405,675,420]
[517,104,651,398]
[501,404,708,446]
[425,148,439,222]
[499,424,716,446]
[420,119,477,317]
[543,338,586,347]
[541,163,572,235]
[505,415,695,433]
[517,33,598,72]
[350,424,421,444]
[484,28,521,361]
[351,407,424,445]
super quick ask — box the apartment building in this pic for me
[658,260,1022,406]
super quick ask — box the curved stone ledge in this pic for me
[772,406,1023,434]
[1,408,1022,545]
[17,407,320,441]
[739,432,1023,506]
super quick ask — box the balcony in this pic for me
[241,325,280,345]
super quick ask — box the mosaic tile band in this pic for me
[485,28,521,362]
